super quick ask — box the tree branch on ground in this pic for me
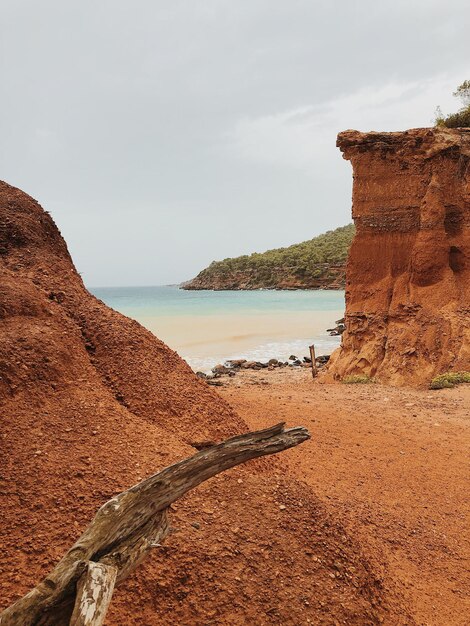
[0,422,310,626]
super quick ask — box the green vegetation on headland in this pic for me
[435,80,470,128]
[183,223,355,290]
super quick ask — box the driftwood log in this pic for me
[69,562,117,626]
[0,422,309,626]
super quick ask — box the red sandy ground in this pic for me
[1,180,468,625]
[219,369,470,626]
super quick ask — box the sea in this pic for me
[90,285,345,372]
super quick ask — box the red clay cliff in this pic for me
[328,127,470,386]
[0,181,412,624]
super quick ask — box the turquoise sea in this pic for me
[90,286,345,372]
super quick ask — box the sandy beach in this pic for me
[138,309,343,370]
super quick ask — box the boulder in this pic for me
[241,361,260,370]
[225,359,247,368]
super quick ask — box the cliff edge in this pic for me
[328,127,470,386]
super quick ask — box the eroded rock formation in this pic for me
[0,181,411,623]
[328,127,470,386]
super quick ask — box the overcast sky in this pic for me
[1,1,469,286]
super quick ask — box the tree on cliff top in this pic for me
[435,80,470,128]
[453,80,470,106]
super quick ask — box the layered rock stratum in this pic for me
[0,181,412,623]
[328,127,470,386]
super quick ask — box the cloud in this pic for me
[30,128,62,160]
[1,0,469,284]
[225,74,463,172]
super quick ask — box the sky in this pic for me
[1,0,469,286]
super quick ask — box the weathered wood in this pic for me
[70,562,117,626]
[0,422,309,626]
[309,344,317,378]
[100,509,170,583]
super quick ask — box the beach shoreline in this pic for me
[91,286,345,373]
[143,310,343,373]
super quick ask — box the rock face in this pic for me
[183,263,347,290]
[328,127,470,386]
[0,181,411,623]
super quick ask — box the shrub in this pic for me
[342,374,375,384]
[440,108,470,128]
[435,80,470,128]
[429,372,470,390]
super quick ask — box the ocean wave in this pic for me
[183,333,341,372]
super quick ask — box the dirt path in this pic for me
[219,369,470,626]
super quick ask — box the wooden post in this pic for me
[70,562,118,626]
[309,344,317,378]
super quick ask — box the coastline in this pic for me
[90,286,346,374]
[180,282,346,291]
[136,310,343,373]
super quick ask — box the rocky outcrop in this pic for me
[182,263,347,290]
[328,127,470,386]
[0,181,411,623]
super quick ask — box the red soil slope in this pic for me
[328,128,470,386]
[0,181,411,624]
[220,367,470,626]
